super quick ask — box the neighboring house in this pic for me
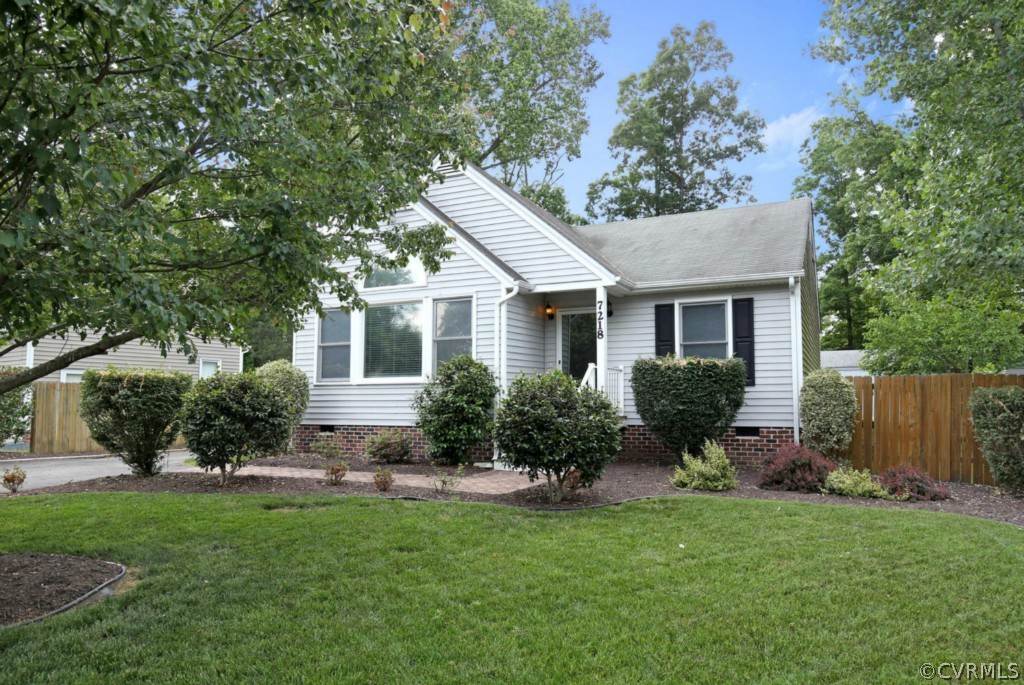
[292,163,820,464]
[0,333,242,382]
[821,350,870,378]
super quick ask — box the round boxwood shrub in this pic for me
[182,372,291,485]
[255,360,309,435]
[800,368,857,460]
[969,386,1024,493]
[493,370,621,503]
[412,355,499,465]
[80,368,192,476]
[630,355,747,459]
[0,366,32,444]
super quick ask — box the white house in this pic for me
[292,163,820,464]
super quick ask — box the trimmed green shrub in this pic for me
[255,360,309,435]
[80,368,192,476]
[0,366,32,444]
[970,386,1024,492]
[493,370,622,504]
[800,368,858,460]
[310,433,343,461]
[879,465,950,501]
[182,372,291,485]
[631,355,747,459]
[823,466,892,499]
[759,443,837,493]
[365,429,413,463]
[670,440,737,491]
[412,355,499,465]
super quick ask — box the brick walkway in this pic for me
[186,464,538,495]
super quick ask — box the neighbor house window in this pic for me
[363,258,426,289]
[318,310,351,381]
[364,302,423,378]
[679,302,728,359]
[434,298,472,370]
[61,369,85,383]
[199,360,221,379]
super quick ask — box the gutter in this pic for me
[789,276,801,444]
[629,271,804,293]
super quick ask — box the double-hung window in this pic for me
[433,298,472,371]
[318,310,351,381]
[679,302,728,359]
[364,303,423,378]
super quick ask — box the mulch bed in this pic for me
[1,553,122,627]
[10,461,1024,527]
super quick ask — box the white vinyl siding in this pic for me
[425,170,596,286]
[8,334,242,381]
[294,225,502,427]
[505,293,546,382]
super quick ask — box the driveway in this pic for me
[7,451,196,491]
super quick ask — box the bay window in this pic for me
[318,310,351,381]
[364,302,423,378]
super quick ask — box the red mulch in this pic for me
[1,553,122,627]
[10,461,1024,527]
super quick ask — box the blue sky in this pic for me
[558,0,846,217]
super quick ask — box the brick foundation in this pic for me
[294,424,494,462]
[297,422,793,466]
[619,425,794,466]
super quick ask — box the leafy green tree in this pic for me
[242,314,293,372]
[458,0,609,185]
[816,0,1024,351]
[586,23,765,221]
[793,100,912,350]
[0,0,472,394]
[861,295,1024,375]
[0,366,32,443]
[518,181,586,226]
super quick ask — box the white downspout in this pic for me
[492,284,521,467]
[789,276,801,444]
[25,342,34,369]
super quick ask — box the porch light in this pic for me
[607,299,614,317]
[545,303,555,320]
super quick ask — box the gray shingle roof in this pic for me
[572,199,813,285]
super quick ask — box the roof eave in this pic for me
[627,271,806,294]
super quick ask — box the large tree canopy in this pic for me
[0,0,473,393]
[458,0,608,186]
[816,0,1024,371]
[586,22,764,221]
[793,99,912,350]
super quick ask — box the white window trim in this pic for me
[432,295,476,373]
[360,256,427,293]
[673,295,733,359]
[198,358,222,379]
[357,298,428,385]
[60,368,85,383]
[315,310,352,385]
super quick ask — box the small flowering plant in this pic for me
[324,461,349,485]
[2,465,27,494]
[373,468,395,492]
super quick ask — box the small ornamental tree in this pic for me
[412,355,499,465]
[493,370,621,503]
[80,369,192,476]
[182,373,291,486]
[630,355,747,459]
[255,360,310,436]
[0,366,32,444]
[970,386,1024,493]
[800,368,858,460]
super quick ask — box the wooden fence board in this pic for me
[841,373,1024,486]
[31,382,185,455]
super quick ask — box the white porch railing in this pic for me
[578,363,626,415]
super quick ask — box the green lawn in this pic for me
[1,494,1022,684]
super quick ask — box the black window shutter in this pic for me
[732,298,755,386]
[654,304,675,356]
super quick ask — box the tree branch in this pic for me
[0,330,142,394]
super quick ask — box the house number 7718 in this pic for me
[596,300,605,340]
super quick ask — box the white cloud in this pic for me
[763,106,823,150]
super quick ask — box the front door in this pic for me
[558,310,597,382]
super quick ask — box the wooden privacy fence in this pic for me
[845,374,1024,486]
[31,382,185,454]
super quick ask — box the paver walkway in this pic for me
[189,464,538,495]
